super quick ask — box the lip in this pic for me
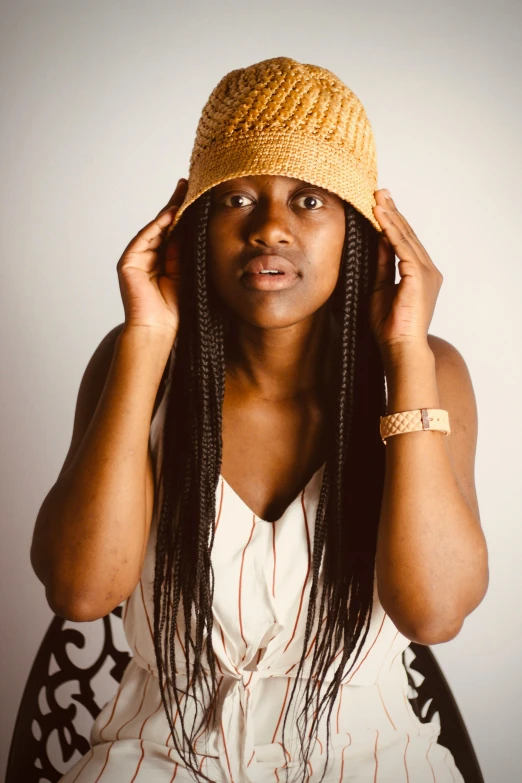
[240,254,299,291]
[242,255,298,275]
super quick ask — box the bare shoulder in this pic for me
[426,333,481,524]
[427,333,464,360]
[76,323,127,412]
[56,323,126,482]
[88,322,126,378]
[426,333,476,398]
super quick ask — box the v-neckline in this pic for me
[219,462,326,524]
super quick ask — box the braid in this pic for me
[152,193,386,783]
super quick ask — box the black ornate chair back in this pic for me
[7,607,484,782]
[6,606,131,783]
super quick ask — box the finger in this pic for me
[374,190,431,270]
[124,179,188,258]
[164,233,182,278]
[120,206,180,267]
[374,203,427,271]
[373,234,396,290]
[155,178,188,219]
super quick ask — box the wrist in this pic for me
[118,324,176,365]
[381,340,434,374]
[121,322,177,346]
[382,343,439,415]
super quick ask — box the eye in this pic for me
[220,191,326,210]
[222,193,254,208]
[294,193,325,210]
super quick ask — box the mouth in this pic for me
[240,254,300,291]
[240,270,299,291]
[242,254,298,275]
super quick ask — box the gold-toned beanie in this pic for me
[166,56,382,238]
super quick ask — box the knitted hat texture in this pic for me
[166,56,382,237]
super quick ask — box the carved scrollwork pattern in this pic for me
[7,605,131,783]
[7,610,484,783]
[402,643,484,783]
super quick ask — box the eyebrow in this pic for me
[212,179,331,195]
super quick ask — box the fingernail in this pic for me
[383,189,392,200]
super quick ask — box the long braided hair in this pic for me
[152,186,387,783]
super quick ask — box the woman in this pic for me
[33,56,488,783]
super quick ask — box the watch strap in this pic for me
[379,408,451,445]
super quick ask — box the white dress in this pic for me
[58,347,465,783]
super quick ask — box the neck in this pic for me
[224,305,339,403]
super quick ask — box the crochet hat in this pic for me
[166,56,382,238]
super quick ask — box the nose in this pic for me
[246,200,295,247]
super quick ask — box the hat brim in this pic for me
[166,130,382,240]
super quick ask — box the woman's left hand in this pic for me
[368,189,444,361]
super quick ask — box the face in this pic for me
[206,175,346,329]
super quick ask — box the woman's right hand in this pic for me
[116,178,189,339]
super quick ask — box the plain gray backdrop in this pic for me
[1,0,521,781]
